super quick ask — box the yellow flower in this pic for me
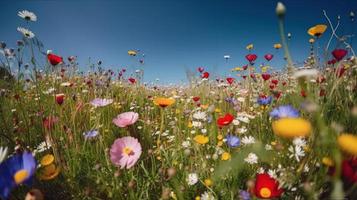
[153,97,175,108]
[272,118,312,138]
[273,43,282,49]
[39,154,60,180]
[214,108,221,113]
[246,44,254,50]
[217,141,223,147]
[188,121,193,128]
[307,24,327,37]
[194,135,209,145]
[204,178,213,187]
[195,196,201,200]
[338,134,357,156]
[322,157,334,167]
[221,152,231,160]
[217,134,223,140]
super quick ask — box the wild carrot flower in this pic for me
[112,112,139,128]
[110,136,142,169]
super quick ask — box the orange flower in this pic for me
[153,97,175,108]
[307,24,327,37]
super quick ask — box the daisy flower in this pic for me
[241,136,255,145]
[186,173,198,185]
[17,27,35,39]
[201,191,215,200]
[18,10,37,21]
[244,153,258,164]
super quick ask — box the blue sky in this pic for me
[0,0,356,84]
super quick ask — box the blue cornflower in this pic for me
[226,134,240,148]
[257,96,273,105]
[239,190,251,200]
[83,130,99,140]
[0,151,36,199]
[269,105,300,119]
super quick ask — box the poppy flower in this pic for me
[307,24,327,37]
[264,54,273,61]
[202,72,210,79]
[341,158,357,183]
[217,113,234,127]
[332,49,348,61]
[272,118,311,138]
[55,93,65,105]
[192,96,200,102]
[261,73,271,81]
[338,134,357,156]
[153,97,175,108]
[242,75,247,79]
[226,77,234,84]
[254,173,283,199]
[197,67,204,73]
[112,112,139,128]
[110,136,142,169]
[47,52,63,66]
[0,151,36,199]
[271,79,279,85]
[245,54,258,63]
[128,77,136,84]
[243,65,248,70]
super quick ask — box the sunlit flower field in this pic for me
[1,2,357,200]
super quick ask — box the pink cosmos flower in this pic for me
[90,98,113,107]
[112,112,139,128]
[110,136,142,169]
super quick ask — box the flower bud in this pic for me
[276,2,286,18]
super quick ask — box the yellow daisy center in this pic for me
[123,147,134,156]
[14,169,29,184]
[260,187,272,198]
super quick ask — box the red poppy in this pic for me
[250,74,256,79]
[261,73,271,81]
[282,81,287,86]
[271,79,278,85]
[269,84,275,90]
[128,77,136,84]
[332,49,348,61]
[246,54,258,63]
[47,53,63,66]
[254,173,283,199]
[197,67,204,73]
[192,96,200,102]
[242,75,247,79]
[202,72,210,79]
[217,113,234,127]
[329,158,357,184]
[243,65,248,70]
[264,54,273,61]
[301,90,307,98]
[55,94,65,105]
[226,77,234,84]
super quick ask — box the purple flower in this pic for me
[90,98,113,107]
[83,130,99,140]
[269,105,299,119]
[239,190,251,200]
[226,134,240,148]
[257,96,273,105]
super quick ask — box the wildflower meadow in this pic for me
[0,1,357,200]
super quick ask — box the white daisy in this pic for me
[293,137,307,147]
[186,173,198,185]
[201,191,215,200]
[182,141,191,148]
[17,27,35,38]
[18,10,37,21]
[241,136,255,145]
[244,153,258,164]
[0,146,8,163]
[193,111,206,120]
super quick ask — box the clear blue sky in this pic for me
[0,0,356,84]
